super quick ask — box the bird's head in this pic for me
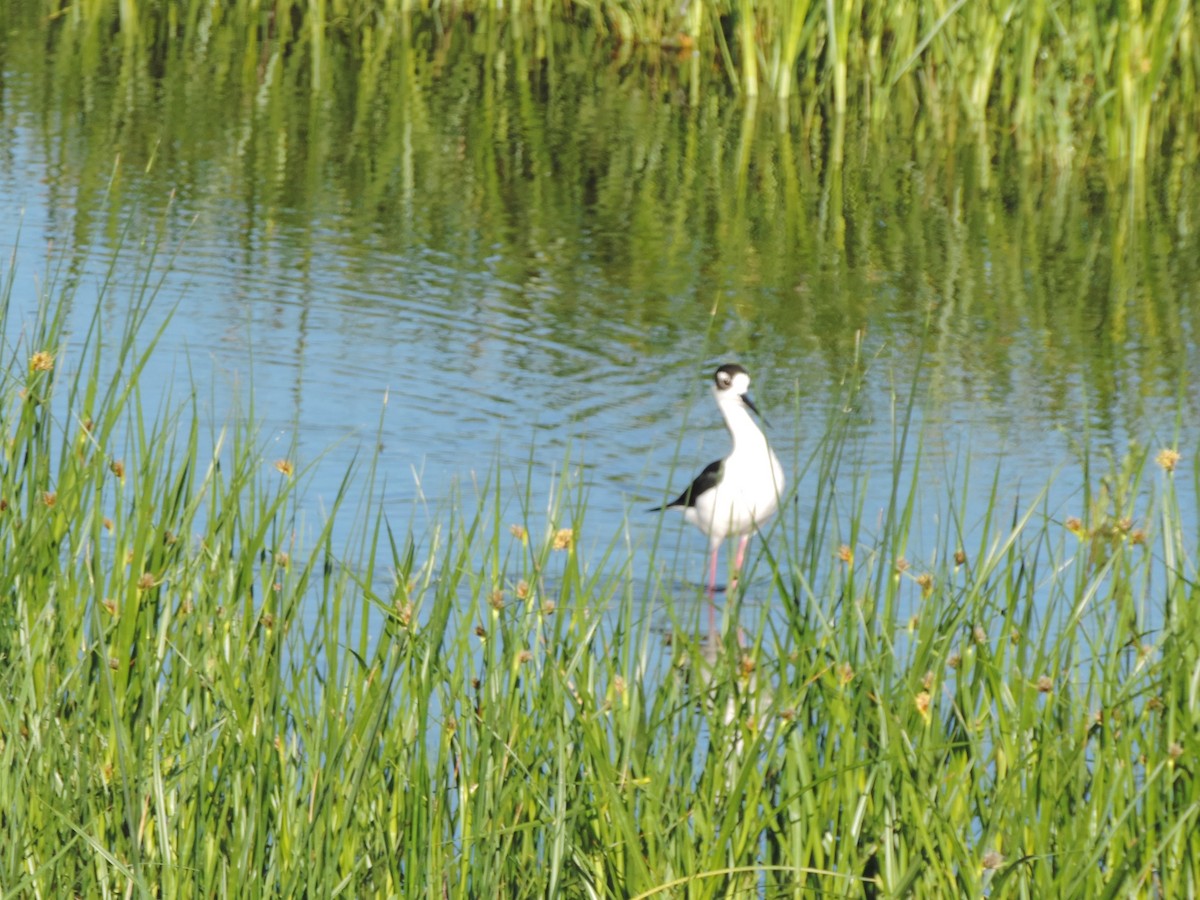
[712,363,765,421]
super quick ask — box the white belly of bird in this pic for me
[685,452,784,541]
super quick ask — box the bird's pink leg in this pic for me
[728,535,752,648]
[731,534,751,592]
[707,545,720,637]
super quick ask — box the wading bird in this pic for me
[653,363,785,612]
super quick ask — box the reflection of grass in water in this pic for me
[3,238,1200,897]
[12,0,1197,162]
[7,0,1198,433]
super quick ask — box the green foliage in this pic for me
[7,0,1199,162]
[2,242,1200,896]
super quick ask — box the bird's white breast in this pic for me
[685,445,785,543]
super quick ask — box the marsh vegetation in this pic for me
[3,259,1199,896]
[3,0,1200,896]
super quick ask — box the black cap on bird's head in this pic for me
[711,363,765,422]
[712,363,749,389]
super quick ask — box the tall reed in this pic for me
[13,0,1197,162]
[2,234,1199,896]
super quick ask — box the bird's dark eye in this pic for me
[717,373,730,388]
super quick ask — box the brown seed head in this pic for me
[915,691,932,722]
[1156,448,1181,473]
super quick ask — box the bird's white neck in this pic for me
[718,395,770,456]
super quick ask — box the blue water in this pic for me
[1,83,1195,636]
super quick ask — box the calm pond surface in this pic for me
[2,9,1198,619]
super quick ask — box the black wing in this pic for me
[650,459,723,511]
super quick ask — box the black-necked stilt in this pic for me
[653,363,786,601]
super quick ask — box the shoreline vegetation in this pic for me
[5,0,1199,166]
[3,247,1200,895]
[3,0,1199,894]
